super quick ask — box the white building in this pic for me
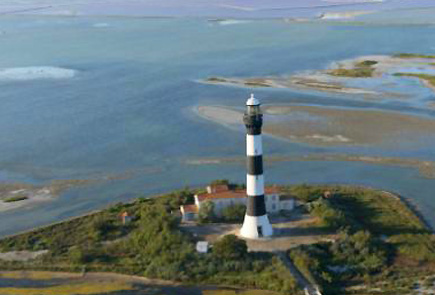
[180,184,294,221]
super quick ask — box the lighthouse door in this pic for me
[257,226,263,237]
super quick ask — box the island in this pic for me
[202,53,435,100]
[0,182,433,295]
[0,180,95,213]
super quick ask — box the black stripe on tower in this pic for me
[247,155,263,175]
[246,195,266,216]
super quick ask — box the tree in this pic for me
[213,234,247,259]
[198,200,215,223]
[68,246,86,264]
[210,179,229,186]
[222,204,246,222]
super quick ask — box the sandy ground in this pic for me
[197,104,435,146]
[0,250,48,262]
[181,212,336,252]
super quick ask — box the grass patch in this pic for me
[0,271,74,280]
[3,195,28,203]
[0,281,133,295]
[388,233,435,262]
[203,290,279,295]
[394,73,435,87]
[328,60,377,78]
[393,53,435,59]
[356,60,378,67]
[328,67,374,78]
[206,77,228,83]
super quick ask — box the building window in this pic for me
[272,204,276,211]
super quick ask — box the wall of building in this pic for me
[194,194,294,217]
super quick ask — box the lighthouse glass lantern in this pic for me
[247,104,261,116]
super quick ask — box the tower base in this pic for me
[240,215,273,239]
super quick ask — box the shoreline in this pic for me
[1,184,432,243]
[0,184,432,294]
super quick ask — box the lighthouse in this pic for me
[240,94,273,239]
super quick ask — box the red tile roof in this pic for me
[208,184,229,193]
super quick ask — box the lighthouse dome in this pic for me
[246,93,260,106]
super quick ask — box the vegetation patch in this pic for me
[327,60,378,78]
[394,73,435,87]
[0,188,298,294]
[0,281,133,295]
[356,60,378,67]
[0,271,73,280]
[206,77,228,83]
[3,195,28,203]
[393,53,435,59]
[203,290,280,295]
[1,184,433,295]
[283,185,434,295]
[328,60,376,78]
[243,81,271,87]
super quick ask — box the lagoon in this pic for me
[0,16,435,236]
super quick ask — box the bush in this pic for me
[307,198,346,230]
[388,233,435,262]
[198,200,215,223]
[210,179,229,186]
[222,204,246,223]
[213,235,247,260]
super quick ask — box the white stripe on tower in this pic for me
[246,135,262,156]
[246,174,264,196]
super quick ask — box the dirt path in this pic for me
[275,251,321,295]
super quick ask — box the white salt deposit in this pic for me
[0,66,76,81]
[215,19,251,26]
[93,22,110,28]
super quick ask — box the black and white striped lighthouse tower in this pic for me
[240,94,273,239]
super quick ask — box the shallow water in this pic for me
[0,16,435,236]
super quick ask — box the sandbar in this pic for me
[197,104,435,146]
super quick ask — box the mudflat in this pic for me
[197,105,435,146]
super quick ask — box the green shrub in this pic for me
[198,200,216,223]
[3,195,28,202]
[222,204,246,222]
[213,235,247,260]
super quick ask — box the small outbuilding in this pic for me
[120,211,133,225]
[196,241,209,253]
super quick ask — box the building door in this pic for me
[257,226,263,237]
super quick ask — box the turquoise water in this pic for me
[1,16,435,236]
